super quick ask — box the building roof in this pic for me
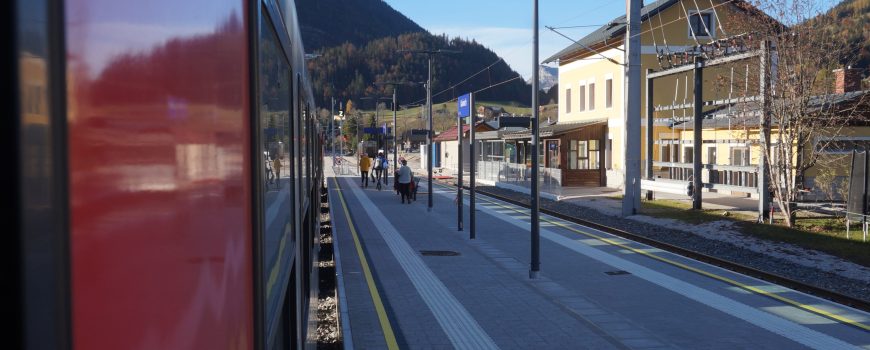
[544,0,679,64]
[433,122,494,142]
[501,119,607,140]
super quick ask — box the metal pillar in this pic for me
[645,68,654,200]
[622,0,642,217]
[469,93,477,239]
[457,103,464,231]
[758,41,771,222]
[331,97,335,163]
[692,56,704,210]
[392,89,398,183]
[530,0,541,278]
[427,56,434,211]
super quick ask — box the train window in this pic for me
[258,13,295,340]
[299,78,308,203]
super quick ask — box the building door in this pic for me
[546,140,560,168]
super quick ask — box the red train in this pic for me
[8,0,324,348]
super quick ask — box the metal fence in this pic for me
[475,159,562,191]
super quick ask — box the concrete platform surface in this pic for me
[326,166,870,350]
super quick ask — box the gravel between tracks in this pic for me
[475,185,870,303]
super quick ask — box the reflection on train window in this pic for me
[258,13,294,338]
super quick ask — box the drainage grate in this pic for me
[604,270,631,276]
[420,250,460,256]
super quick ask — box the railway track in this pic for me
[439,180,870,313]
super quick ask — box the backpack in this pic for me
[382,158,389,169]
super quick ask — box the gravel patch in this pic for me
[476,185,870,303]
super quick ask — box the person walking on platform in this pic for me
[373,150,386,189]
[272,155,282,189]
[397,159,413,204]
[359,153,371,187]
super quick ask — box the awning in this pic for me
[501,119,607,140]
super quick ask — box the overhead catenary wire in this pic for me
[546,26,623,66]
[657,5,673,66]
[709,0,727,37]
[680,0,703,48]
[690,0,716,44]
[551,0,739,66]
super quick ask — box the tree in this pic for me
[741,0,869,226]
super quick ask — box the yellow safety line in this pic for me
[438,183,870,332]
[333,177,400,349]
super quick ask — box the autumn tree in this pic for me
[741,0,869,226]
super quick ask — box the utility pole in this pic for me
[530,0,541,279]
[622,0,642,217]
[398,49,460,211]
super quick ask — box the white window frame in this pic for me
[604,74,614,109]
[577,80,587,112]
[687,10,715,38]
[588,78,596,111]
[564,84,572,114]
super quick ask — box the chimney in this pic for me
[834,67,861,94]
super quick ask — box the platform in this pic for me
[326,168,870,350]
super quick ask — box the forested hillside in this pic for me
[296,0,423,50]
[297,0,531,107]
[816,0,870,72]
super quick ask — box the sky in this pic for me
[384,0,842,80]
[383,0,629,79]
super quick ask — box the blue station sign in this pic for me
[457,93,471,118]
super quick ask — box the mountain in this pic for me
[529,65,558,92]
[296,0,531,107]
[296,0,424,50]
[812,0,870,73]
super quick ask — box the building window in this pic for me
[661,144,671,162]
[588,82,596,110]
[568,139,599,170]
[683,146,694,163]
[565,88,572,113]
[731,147,749,166]
[589,139,600,169]
[605,79,613,108]
[569,140,578,169]
[689,12,713,37]
[578,84,586,112]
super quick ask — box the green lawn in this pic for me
[639,199,870,267]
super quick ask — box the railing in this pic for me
[476,159,562,190]
[652,161,758,193]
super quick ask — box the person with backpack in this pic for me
[397,159,413,204]
[373,150,386,188]
[359,153,371,187]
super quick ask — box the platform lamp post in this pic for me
[530,0,541,279]
[374,81,424,185]
[397,49,460,211]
